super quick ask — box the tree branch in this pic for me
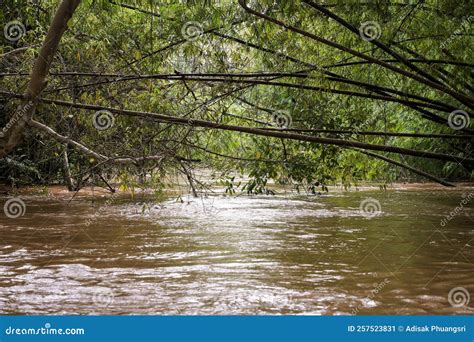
[0,0,82,158]
[11,94,473,167]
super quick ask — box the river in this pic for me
[0,186,473,314]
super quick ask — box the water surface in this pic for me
[0,188,473,314]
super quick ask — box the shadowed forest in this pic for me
[1,0,472,192]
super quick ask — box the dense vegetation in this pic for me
[1,0,473,194]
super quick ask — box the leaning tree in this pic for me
[1,0,472,193]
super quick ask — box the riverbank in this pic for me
[1,182,473,200]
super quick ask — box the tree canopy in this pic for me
[1,0,473,193]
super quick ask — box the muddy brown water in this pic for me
[0,187,473,315]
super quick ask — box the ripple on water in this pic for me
[0,189,472,314]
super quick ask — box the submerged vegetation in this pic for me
[1,0,473,195]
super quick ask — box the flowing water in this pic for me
[0,187,473,315]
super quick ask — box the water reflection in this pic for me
[0,189,473,314]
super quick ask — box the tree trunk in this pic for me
[62,144,76,191]
[0,0,81,158]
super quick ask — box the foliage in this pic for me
[1,0,472,193]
